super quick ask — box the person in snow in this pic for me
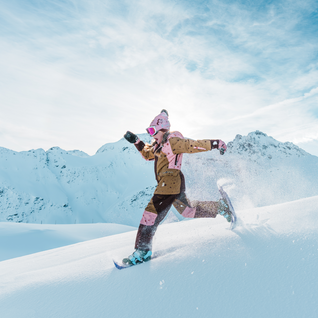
[122,109,232,265]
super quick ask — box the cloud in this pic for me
[0,0,318,154]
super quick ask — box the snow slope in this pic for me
[0,222,135,262]
[0,195,317,318]
[1,131,318,226]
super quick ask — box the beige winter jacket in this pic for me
[135,131,213,195]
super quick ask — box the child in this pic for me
[123,110,231,265]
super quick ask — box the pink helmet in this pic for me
[146,109,170,136]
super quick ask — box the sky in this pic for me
[0,0,318,156]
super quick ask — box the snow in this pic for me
[0,195,318,317]
[0,222,135,262]
[0,131,318,317]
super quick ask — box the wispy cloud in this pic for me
[0,0,318,154]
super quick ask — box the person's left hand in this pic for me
[218,140,227,155]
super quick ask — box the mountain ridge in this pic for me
[0,131,317,225]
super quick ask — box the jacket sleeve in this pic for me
[169,137,212,155]
[134,140,155,161]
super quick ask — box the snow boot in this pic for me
[122,249,152,266]
[218,199,232,222]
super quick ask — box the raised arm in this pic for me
[124,131,155,161]
[134,139,155,161]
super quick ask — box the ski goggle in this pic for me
[146,126,158,136]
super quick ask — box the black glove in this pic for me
[124,131,138,144]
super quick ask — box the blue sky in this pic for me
[1,0,318,155]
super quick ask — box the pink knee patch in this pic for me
[140,211,158,226]
[182,206,196,218]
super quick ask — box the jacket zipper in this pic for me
[175,154,179,166]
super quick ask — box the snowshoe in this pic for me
[218,185,237,229]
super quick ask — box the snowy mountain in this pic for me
[0,195,317,317]
[183,130,318,210]
[0,131,317,226]
[0,135,153,225]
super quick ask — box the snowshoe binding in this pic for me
[218,199,232,222]
[122,249,152,266]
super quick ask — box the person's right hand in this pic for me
[124,131,138,143]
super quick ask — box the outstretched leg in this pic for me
[135,193,177,251]
[173,191,229,219]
